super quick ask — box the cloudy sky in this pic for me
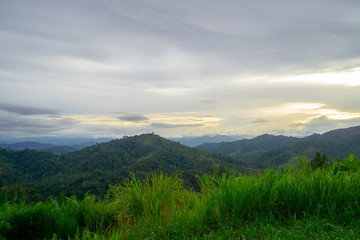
[1,0,360,139]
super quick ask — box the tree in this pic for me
[309,152,328,169]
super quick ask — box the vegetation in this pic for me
[197,134,301,156]
[0,134,246,199]
[2,154,360,239]
[197,126,360,168]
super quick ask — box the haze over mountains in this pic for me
[0,138,114,154]
[170,135,251,147]
[0,135,249,154]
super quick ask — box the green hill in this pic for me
[197,126,360,168]
[197,134,301,156]
[0,134,246,199]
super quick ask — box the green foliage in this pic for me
[2,154,360,239]
[330,154,360,172]
[0,193,116,240]
[198,127,360,169]
[0,134,246,199]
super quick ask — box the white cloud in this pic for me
[272,68,360,86]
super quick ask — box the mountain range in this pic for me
[170,135,250,147]
[0,134,246,199]
[0,137,112,154]
[0,141,81,154]
[0,135,249,153]
[1,126,360,199]
[197,125,360,168]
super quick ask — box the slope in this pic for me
[197,134,301,156]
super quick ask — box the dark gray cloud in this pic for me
[0,103,60,115]
[0,113,76,137]
[117,113,149,122]
[96,0,360,75]
[253,119,269,124]
[151,123,203,129]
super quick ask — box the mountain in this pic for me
[0,137,113,146]
[305,125,360,142]
[0,140,107,155]
[0,134,246,199]
[170,135,249,147]
[197,126,360,168]
[197,134,301,156]
[237,135,360,168]
[0,141,56,151]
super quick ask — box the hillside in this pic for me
[0,134,245,199]
[170,135,248,147]
[197,134,301,156]
[0,148,63,199]
[197,126,360,168]
[306,125,360,141]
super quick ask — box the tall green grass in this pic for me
[1,154,360,239]
[0,193,116,240]
[198,155,360,224]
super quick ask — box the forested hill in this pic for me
[197,125,360,168]
[0,134,245,199]
[197,134,301,156]
[237,135,360,168]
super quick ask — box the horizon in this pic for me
[1,1,360,139]
[2,124,359,144]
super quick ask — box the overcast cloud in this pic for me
[117,113,149,122]
[0,103,60,115]
[1,0,360,139]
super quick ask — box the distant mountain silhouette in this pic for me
[305,125,360,142]
[170,135,249,147]
[0,141,55,151]
[0,140,103,154]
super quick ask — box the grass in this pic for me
[1,155,360,239]
[0,193,117,240]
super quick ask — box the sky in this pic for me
[1,0,360,139]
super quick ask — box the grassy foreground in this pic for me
[1,155,360,239]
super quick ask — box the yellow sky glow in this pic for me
[65,114,222,128]
[267,103,360,125]
[272,68,360,86]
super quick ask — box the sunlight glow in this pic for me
[272,68,360,86]
[65,114,222,128]
[266,103,360,124]
[326,112,360,120]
